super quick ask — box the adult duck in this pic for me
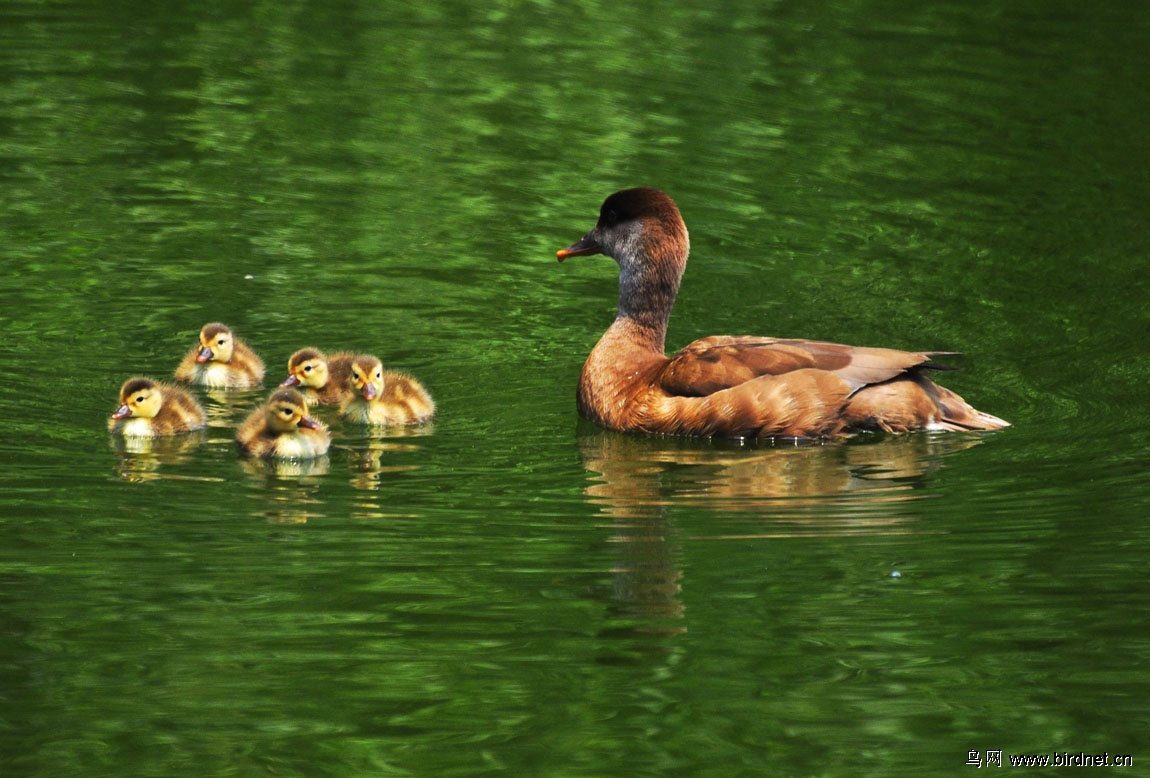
[175,322,265,389]
[557,187,1009,439]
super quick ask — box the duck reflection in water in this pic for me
[575,428,985,651]
[338,422,432,492]
[238,455,331,524]
[199,387,268,429]
[578,428,984,526]
[345,445,423,492]
[110,430,210,482]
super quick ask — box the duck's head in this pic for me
[556,187,689,270]
[282,348,328,389]
[557,188,690,329]
[112,377,163,420]
[264,388,322,433]
[348,355,384,401]
[195,322,237,364]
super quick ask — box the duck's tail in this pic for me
[926,381,1011,431]
[844,374,1010,433]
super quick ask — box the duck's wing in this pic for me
[657,336,957,397]
[233,342,266,385]
[163,384,207,431]
[380,372,436,423]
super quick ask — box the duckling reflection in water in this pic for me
[339,354,435,426]
[238,454,331,480]
[175,322,265,389]
[108,377,207,437]
[280,347,357,406]
[235,388,331,459]
[111,431,212,482]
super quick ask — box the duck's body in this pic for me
[339,354,436,426]
[235,388,331,458]
[175,322,265,389]
[281,348,356,406]
[558,187,1009,439]
[108,377,207,437]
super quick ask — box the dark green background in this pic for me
[1,1,1147,775]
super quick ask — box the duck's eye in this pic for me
[374,370,382,379]
[217,338,226,346]
[135,395,145,403]
[304,365,313,372]
[604,208,619,225]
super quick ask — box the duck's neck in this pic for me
[612,240,686,355]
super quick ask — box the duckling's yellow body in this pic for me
[339,354,435,426]
[108,377,207,437]
[175,322,265,389]
[236,388,331,458]
[281,348,356,406]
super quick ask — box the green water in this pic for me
[2,0,1148,775]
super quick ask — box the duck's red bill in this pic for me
[557,233,601,262]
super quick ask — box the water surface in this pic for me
[2,1,1148,776]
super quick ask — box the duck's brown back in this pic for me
[580,334,1007,438]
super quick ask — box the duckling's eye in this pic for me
[135,395,145,403]
[303,365,313,373]
[217,338,226,346]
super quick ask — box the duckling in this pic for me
[339,354,436,426]
[175,322,265,389]
[108,377,207,437]
[280,348,356,406]
[235,388,331,458]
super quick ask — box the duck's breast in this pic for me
[273,432,328,458]
[117,417,158,437]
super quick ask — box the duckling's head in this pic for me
[112,377,164,420]
[265,388,322,433]
[348,355,385,401]
[196,322,237,364]
[282,348,328,389]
